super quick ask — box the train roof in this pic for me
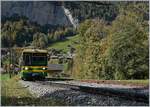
[22,49,48,53]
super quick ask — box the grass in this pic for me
[1,73,10,81]
[48,35,79,53]
[79,79,149,86]
[117,80,149,86]
[1,74,66,106]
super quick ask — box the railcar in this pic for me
[19,49,48,80]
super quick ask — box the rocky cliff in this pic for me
[1,1,72,26]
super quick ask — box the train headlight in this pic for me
[43,67,46,70]
[25,67,28,70]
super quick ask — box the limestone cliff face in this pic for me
[1,1,72,26]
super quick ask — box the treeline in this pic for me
[72,2,149,80]
[64,1,149,23]
[64,1,119,22]
[1,15,76,48]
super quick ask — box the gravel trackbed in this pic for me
[19,80,149,106]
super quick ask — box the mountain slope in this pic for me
[1,1,72,26]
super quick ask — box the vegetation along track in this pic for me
[32,79,149,103]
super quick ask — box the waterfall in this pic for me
[62,6,79,28]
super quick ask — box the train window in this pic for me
[32,56,47,66]
[32,56,46,61]
[23,53,32,66]
[23,53,47,66]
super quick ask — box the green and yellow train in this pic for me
[19,49,48,80]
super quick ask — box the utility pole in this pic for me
[11,48,14,76]
[9,26,12,78]
[9,49,11,78]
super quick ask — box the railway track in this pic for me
[33,79,149,103]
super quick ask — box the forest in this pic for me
[72,2,149,80]
[1,16,76,48]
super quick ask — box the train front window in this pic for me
[32,56,47,66]
[23,53,32,66]
[32,53,47,66]
[23,53,47,66]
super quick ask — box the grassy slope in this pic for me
[48,35,79,53]
[1,74,32,106]
[1,74,66,106]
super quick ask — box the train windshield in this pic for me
[23,53,47,66]
[23,53,32,66]
[32,53,47,66]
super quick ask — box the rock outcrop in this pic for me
[1,1,72,26]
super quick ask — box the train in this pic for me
[20,49,48,80]
[19,48,49,80]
